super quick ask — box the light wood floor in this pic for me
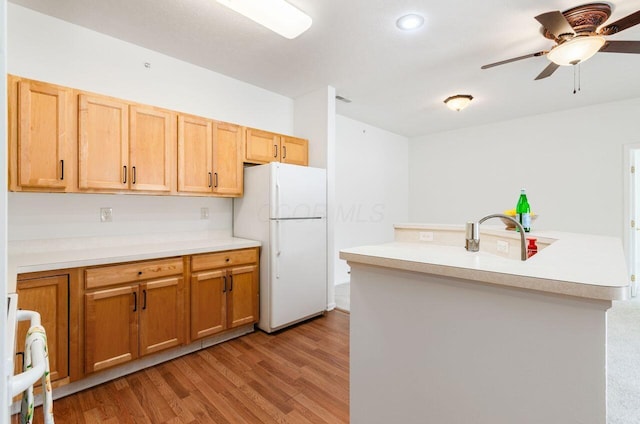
[19,311,349,424]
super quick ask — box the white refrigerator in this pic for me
[233,162,327,333]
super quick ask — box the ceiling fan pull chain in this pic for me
[572,64,582,94]
[578,64,581,93]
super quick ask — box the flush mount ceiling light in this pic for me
[217,0,312,39]
[546,35,606,66]
[444,95,473,112]
[396,13,424,30]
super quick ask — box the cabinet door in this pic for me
[213,122,243,196]
[85,285,138,373]
[15,275,69,383]
[17,81,70,189]
[227,265,259,328]
[281,135,309,166]
[190,270,227,340]
[129,105,175,192]
[245,128,279,164]
[78,94,129,190]
[177,115,213,194]
[139,277,184,356]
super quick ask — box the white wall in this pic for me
[8,193,232,241]
[7,4,296,241]
[334,115,409,285]
[294,86,337,307]
[409,97,640,239]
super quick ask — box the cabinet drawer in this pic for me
[85,258,183,289]
[191,248,258,272]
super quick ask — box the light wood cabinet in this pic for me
[245,128,280,164]
[178,116,243,196]
[84,260,184,374]
[190,248,259,341]
[245,128,308,166]
[190,269,227,339]
[280,135,309,166]
[79,94,175,193]
[129,105,175,192]
[15,274,69,384]
[8,76,74,191]
[84,285,138,373]
[78,94,128,190]
[213,122,244,196]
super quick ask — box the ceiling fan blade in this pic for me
[599,40,640,54]
[481,51,546,69]
[534,62,560,80]
[535,11,575,39]
[599,10,640,35]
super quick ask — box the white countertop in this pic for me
[340,224,629,301]
[8,231,260,292]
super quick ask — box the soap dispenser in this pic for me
[527,238,538,258]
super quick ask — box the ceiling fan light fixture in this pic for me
[547,36,606,66]
[444,95,473,112]
[216,0,312,39]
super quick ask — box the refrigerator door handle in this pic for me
[275,220,281,279]
[275,170,280,219]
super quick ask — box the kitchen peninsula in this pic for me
[340,224,628,424]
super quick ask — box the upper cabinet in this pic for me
[78,94,128,191]
[280,135,309,166]
[178,115,243,197]
[245,128,308,166]
[128,105,175,192]
[8,77,75,191]
[78,94,175,193]
[8,75,310,197]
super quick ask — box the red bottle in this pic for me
[527,238,538,258]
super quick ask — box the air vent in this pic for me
[335,95,352,103]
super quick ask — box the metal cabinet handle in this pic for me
[208,172,212,188]
[60,160,64,180]
[229,275,233,292]
[133,291,137,312]
[214,172,218,188]
[132,166,136,184]
[123,166,127,184]
[223,276,227,293]
[142,289,147,310]
[282,146,287,159]
[274,144,278,158]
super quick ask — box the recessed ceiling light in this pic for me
[396,14,424,31]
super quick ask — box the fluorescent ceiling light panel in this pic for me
[217,0,312,39]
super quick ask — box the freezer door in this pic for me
[271,163,326,219]
[270,218,327,329]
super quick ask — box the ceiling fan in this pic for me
[481,3,640,80]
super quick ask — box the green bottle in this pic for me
[516,189,531,232]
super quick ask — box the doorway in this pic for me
[624,144,640,298]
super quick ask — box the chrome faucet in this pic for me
[465,214,527,261]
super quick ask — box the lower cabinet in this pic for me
[14,248,258,390]
[190,248,259,340]
[15,272,70,384]
[84,259,185,374]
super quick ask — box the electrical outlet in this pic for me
[497,240,509,253]
[100,207,113,223]
[201,207,209,219]
[419,231,434,242]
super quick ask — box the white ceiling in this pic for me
[9,0,640,137]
